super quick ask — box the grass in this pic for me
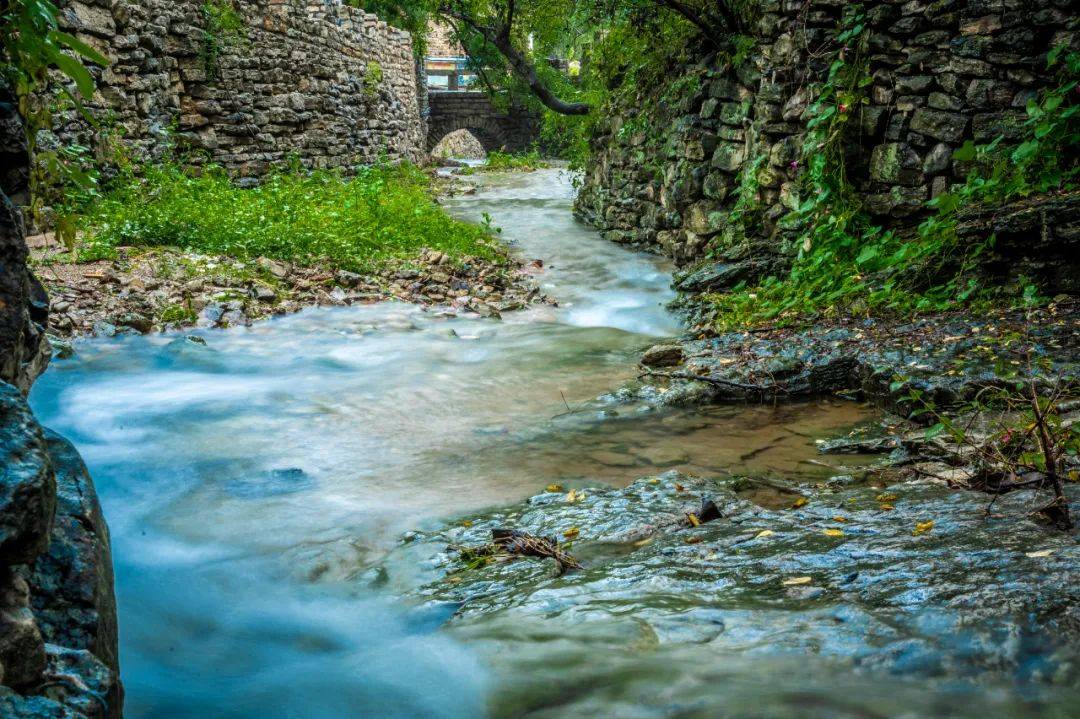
[77,162,504,271]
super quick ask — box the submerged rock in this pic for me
[372,469,1080,698]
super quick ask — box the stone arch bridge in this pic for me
[426,91,540,155]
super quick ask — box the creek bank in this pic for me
[638,300,1079,409]
[33,240,553,341]
[371,469,1079,714]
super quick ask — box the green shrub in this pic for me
[482,150,548,172]
[78,162,503,271]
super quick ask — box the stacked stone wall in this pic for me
[576,0,1078,289]
[51,0,425,176]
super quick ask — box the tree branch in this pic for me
[438,3,591,115]
[652,0,742,47]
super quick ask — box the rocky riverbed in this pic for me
[32,239,551,340]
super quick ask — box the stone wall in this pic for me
[53,0,425,177]
[576,0,1079,291]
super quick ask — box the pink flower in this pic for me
[839,103,849,113]
[789,160,799,170]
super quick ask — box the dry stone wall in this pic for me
[576,0,1079,291]
[52,0,425,176]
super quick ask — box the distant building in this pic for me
[424,21,478,91]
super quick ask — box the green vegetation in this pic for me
[2,0,108,246]
[77,162,503,271]
[364,60,384,99]
[199,0,246,82]
[482,149,548,171]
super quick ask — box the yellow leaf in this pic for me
[791,497,808,509]
[783,576,813,585]
[912,520,934,536]
[832,516,849,523]
[565,489,586,503]
[1025,549,1054,558]
[876,492,898,502]
[823,528,845,537]
[685,536,703,544]
[462,520,473,528]
[634,537,654,547]
[546,484,563,492]
[755,529,775,538]
[687,512,701,527]
[675,483,686,492]
[879,504,895,511]
[648,478,660,484]
[563,527,580,540]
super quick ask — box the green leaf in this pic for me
[855,245,879,265]
[50,31,109,66]
[925,422,947,440]
[952,140,977,162]
[50,52,96,99]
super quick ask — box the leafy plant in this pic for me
[200,0,246,82]
[77,161,506,271]
[364,60,384,99]
[2,0,109,247]
[481,149,548,171]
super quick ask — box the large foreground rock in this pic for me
[25,430,120,687]
[0,382,55,565]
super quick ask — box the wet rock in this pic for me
[817,434,902,454]
[0,644,118,719]
[0,567,46,690]
[90,322,115,338]
[24,431,120,678]
[197,303,224,328]
[641,344,684,368]
[0,382,55,565]
[112,312,151,334]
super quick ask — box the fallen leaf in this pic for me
[912,520,934,536]
[565,489,586,503]
[563,527,580,540]
[791,497,808,509]
[675,483,686,492]
[755,529,775,538]
[462,520,473,528]
[634,537,654,547]
[876,492,899,502]
[879,504,895,511]
[832,516,849,523]
[685,536,703,544]
[1025,549,1054,558]
[687,512,701,527]
[783,576,813,585]
[823,528,845,537]
[546,484,563,493]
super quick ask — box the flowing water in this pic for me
[28,169,1076,718]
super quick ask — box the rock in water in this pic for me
[641,344,685,368]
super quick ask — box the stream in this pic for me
[29,169,1078,718]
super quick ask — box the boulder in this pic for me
[641,344,685,368]
[25,431,119,678]
[0,382,55,565]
